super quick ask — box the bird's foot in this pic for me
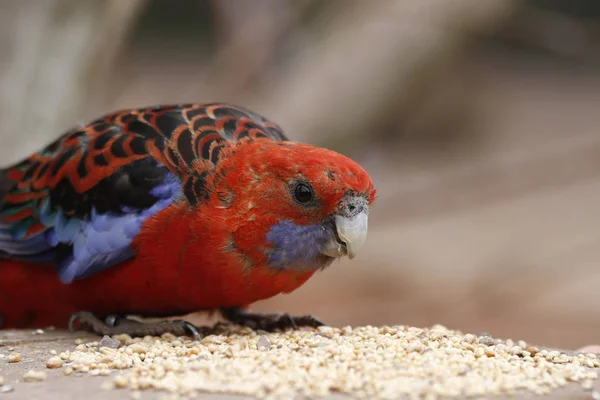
[68,311,207,340]
[220,307,325,331]
[103,313,131,327]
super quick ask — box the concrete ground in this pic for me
[0,329,599,400]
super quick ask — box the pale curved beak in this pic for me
[321,211,369,259]
[335,211,368,259]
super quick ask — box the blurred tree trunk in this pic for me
[0,0,145,166]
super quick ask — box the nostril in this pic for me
[342,195,367,217]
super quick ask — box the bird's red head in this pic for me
[209,139,376,271]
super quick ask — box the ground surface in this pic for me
[1,329,599,400]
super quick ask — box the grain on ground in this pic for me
[7,352,22,363]
[49,324,600,399]
[46,356,64,369]
[23,370,46,382]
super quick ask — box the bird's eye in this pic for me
[293,183,313,203]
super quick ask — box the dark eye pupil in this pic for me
[294,183,312,203]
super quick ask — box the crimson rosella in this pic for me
[0,103,375,338]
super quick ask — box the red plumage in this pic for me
[0,103,375,335]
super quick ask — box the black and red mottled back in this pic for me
[2,103,287,216]
[0,103,287,283]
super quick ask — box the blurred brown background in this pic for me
[1,0,600,350]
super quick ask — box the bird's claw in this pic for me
[104,314,129,327]
[67,311,205,340]
[288,314,325,329]
[180,321,202,340]
[68,311,98,333]
[220,307,325,332]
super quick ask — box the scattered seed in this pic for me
[463,334,476,344]
[53,325,599,399]
[7,352,22,363]
[113,334,133,345]
[46,356,64,369]
[479,336,495,346]
[23,370,46,382]
[128,343,147,354]
[114,375,129,389]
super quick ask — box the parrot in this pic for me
[0,103,376,338]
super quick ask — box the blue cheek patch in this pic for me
[266,220,332,270]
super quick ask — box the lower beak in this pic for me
[335,211,368,259]
[321,211,369,259]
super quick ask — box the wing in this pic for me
[0,103,287,283]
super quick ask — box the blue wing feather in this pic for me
[0,170,182,283]
[54,171,182,283]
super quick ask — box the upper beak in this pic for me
[335,211,368,259]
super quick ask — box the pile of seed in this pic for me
[50,325,598,399]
